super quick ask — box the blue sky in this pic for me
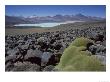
[5,5,106,18]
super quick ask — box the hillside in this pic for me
[5,21,106,71]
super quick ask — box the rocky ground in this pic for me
[5,21,106,71]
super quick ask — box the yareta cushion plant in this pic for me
[55,37,106,71]
[69,37,94,47]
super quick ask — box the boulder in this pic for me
[37,37,48,43]
[89,44,106,55]
[12,62,41,71]
[41,52,53,66]
[24,49,42,59]
[24,49,42,65]
[7,48,19,56]
[5,55,17,64]
[93,55,106,65]
[43,65,55,71]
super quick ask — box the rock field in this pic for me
[5,22,106,71]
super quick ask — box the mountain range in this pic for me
[5,13,105,25]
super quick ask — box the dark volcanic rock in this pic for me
[43,65,55,71]
[5,24,106,71]
[41,52,53,66]
[12,62,41,71]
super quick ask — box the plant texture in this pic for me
[55,37,105,71]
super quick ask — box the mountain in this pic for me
[5,14,105,25]
[5,16,29,25]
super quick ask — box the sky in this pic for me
[5,5,106,18]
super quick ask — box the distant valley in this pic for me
[5,13,105,28]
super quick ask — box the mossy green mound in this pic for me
[70,37,94,47]
[55,37,105,71]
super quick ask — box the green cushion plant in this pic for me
[55,37,106,71]
[69,37,94,47]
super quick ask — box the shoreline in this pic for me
[5,21,106,35]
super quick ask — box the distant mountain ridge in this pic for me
[5,13,105,25]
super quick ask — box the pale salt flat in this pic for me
[14,21,84,27]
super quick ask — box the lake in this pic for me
[14,21,84,27]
